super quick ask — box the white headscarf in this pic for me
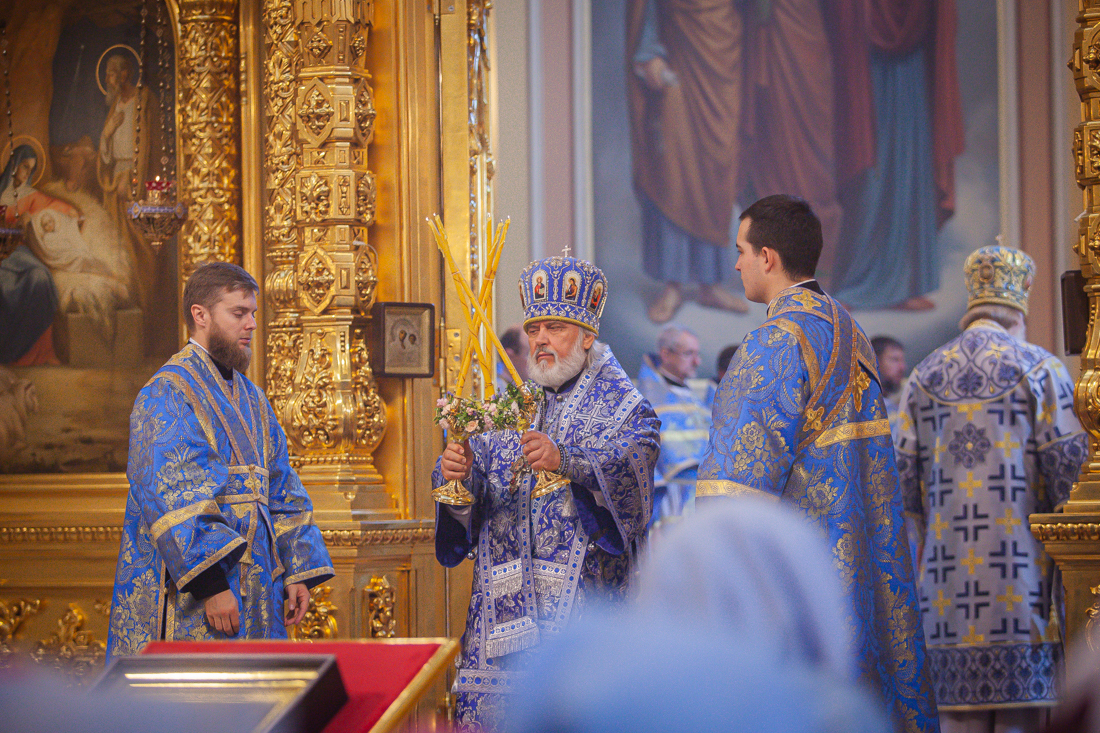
[635,498,857,681]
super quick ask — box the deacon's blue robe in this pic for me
[107,344,334,658]
[698,285,939,733]
[636,354,711,522]
[434,346,659,731]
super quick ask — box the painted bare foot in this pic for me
[697,284,749,314]
[892,295,935,311]
[647,283,683,323]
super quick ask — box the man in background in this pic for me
[871,335,906,436]
[638,324,712,523]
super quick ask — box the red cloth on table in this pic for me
[143,640,443,733]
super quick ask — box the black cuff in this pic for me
[182,564,230,600]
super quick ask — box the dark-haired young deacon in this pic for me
[106,262,333,658]
[697,195,940,733]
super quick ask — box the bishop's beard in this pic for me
[527,336,587,390]
[208,323,251,374]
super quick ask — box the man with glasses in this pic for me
[637,325,712,524]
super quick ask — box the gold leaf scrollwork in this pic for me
[31,603,106,684]
[298,248,337,313]
[265,330,302,419]
[300,87,336,138]
[300,172,332,222]
[290,584,338,640]
[365,575,396,638]
[356,171,376,226]
[352,329,386,450]
[295,332,339,448]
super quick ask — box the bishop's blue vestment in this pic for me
[107,344,334,658]
[895,320,1087,712]
[697,285,940,733]
[434,346,659,730]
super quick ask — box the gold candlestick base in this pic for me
[530,471,570,499]
[432,479,476,506]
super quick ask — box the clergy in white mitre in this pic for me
[433,255,660,731]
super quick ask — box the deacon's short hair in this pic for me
[183,262,259,330]
[740,195,823,281]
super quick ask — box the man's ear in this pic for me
[760,246,779,274]
[582,330,596,350]
[191,303,207,329]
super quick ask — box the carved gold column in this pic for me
[1032,0,1100,663]
[177,0,243,275]
[262,0,303,422]
[285,0,390,520]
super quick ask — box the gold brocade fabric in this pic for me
[698,286,939,733]
[106,345,334,658]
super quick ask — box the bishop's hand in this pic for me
[440,439,473,481]
[520,430,561,472]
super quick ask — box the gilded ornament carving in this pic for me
[306,21,334,60]
[299,248,337,312]
[356,171,377,226]
[299,86,336,138]
[290,584,338,639]
[351,328,386,449]
[320,525,434,546]
[355,81,376,143]
[365,575,396,638]
[266,330,303,417]
[350,31,366,60]
[353,245,378,310]
[292,331,339,449]
[285,0,387,501]
[1031,522,1100,541]
[338,175,352,215]
[31,603,107,684]
[177,0,242,273]
[0,527,122,543]
[1087,584,1100,652]
[0,593,42,666]
[300,171,333,222]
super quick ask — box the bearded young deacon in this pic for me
[697,195,940,733]
[107,262,334,658]
[433,256,660,731]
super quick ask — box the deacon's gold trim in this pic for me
[150,500,221,541]
[176,536,247,589]
[227,465,270,477]
[695,480,778,501]
[653,403,709,416]
[772,318,820,388]
[815,419,892,449]
[273,511,315,536]
[284,566,336,586]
